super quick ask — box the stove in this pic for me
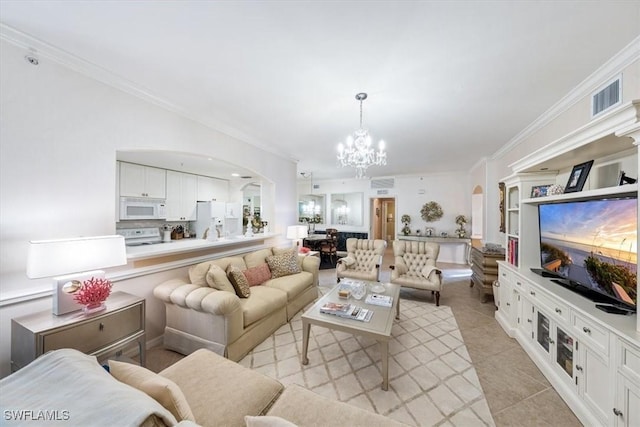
[117,227,163,246]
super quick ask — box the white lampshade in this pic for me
[286,225,308,240]
[27,235,127,279]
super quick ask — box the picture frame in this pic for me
[530,184,552,198]
[498,182,506,233]
[618,171,637,186]
[564,160,594,193]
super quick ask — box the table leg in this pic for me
[380,339,389,390]
[396,298,400,320]
[301,320,310,365]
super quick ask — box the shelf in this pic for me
[522,183,637,205]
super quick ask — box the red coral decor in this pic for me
[73,277,112,313]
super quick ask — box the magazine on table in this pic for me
[365,294,393,307]
[320,302,373,322]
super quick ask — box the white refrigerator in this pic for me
[194,201,242,240]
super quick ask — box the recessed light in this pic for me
[231,173,240,177]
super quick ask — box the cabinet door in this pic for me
[165,171,182,220]
[182,173,198,221]
[144,166,166,199]
[197,176,216,201]
[614,374,640,427]
[576,340,611,425]
[555,326,574,379]
[518,297,534,338]
[120,162,146,197]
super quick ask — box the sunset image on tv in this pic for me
[539,198,637,306]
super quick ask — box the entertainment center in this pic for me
[495,100,639,427]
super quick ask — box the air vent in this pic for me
[371,178,394,189]
[313,184,320,189]
[377,189,389,195]
[592,76,621,117]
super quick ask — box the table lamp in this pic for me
[286,225,308,251]
[26,235,127,315]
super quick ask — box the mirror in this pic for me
[298,194,325,224]
[331,193,363,226]
[242,183,263,232]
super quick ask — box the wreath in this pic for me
[421,201,443,222]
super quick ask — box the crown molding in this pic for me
[0,24,295,162]
[492,35,640,161]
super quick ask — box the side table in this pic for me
[11,291,145,371]
[470,246,505,303]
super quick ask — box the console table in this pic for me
[396,235,472,264]
[11,291,145,371]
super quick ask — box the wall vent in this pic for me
[313,184,320,189]
[591,76,621,117]
[371,178,394,189]
[377,189,389,195]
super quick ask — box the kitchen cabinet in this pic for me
[196,175,229,202]
[166,171,198,221]
[119,162,166,199]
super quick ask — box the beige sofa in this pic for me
[154,247,319,361]
[0,348,407,427]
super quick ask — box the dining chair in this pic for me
[320,228,338,265]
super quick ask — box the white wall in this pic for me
[0,39,297,377]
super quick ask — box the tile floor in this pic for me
[145,248,583,426]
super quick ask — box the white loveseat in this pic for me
[154,247,319,361]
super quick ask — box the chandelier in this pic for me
[337,93,387,178]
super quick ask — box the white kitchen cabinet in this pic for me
[196,175,229,202]
[120,162,166,198]
[166,171,198,221]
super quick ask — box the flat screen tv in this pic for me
[537,196,637,313]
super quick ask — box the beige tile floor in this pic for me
[145,248,582,426]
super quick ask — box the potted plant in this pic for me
[455,215,467,238]
[401,214,411,236]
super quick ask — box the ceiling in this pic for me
[1,1,639,180]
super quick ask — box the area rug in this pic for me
[239,287,495,426]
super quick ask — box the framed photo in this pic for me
[564,160,594,193]
[530,184,552,198]
[618,171,637,186]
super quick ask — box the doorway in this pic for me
[371,197,396,244]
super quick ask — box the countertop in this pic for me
[396,234,471,243]
[125,233,277,260]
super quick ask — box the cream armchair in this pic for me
[336,238,387,283]
[390,240,443,306]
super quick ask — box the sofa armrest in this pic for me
[154,279,241,316]
[421,265,442,281]
[301,255,320,286]
[154,278,190,301]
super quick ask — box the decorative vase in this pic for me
[82,301,106,314]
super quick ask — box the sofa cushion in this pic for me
[205,264,235,293]
[239,286,288,327]
[263,271,313,301]
[244,263,272,286]
[266,250,301,278]
[159,349,284,427]
[188,262,212,287]
[244,248,274,268]
[227,265,251,298]
[108,359,195,422]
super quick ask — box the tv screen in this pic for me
[538,197,637,309]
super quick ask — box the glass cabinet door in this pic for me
[536,312,550,353]
[555,327,574,377]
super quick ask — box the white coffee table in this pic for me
[301,281,400,390]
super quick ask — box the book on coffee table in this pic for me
[320,302,373,322]
[365,294,393,307]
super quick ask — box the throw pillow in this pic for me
[227,265,251,297]
[205,264,236,293]
[245,415,298,427]
[108,360,195,422]
[266,251,301,279]
[243,263,272,286]
[188,261,212,287]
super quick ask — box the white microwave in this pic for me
[119,197,166,220]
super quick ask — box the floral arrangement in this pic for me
[455,214,468,238]
[421,201,443,222]
[455,215,467,226]
[73,277,112,308]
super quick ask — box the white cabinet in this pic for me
[120,162,166,198]
[166,171,198,221]
[196,175,229,202]
[575,339,611,425]
[614,339,640,427]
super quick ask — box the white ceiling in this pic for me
[1,1,639,180]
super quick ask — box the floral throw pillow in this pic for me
[266,251,301,279]
[243,263,272,286]
[227,265,251,298]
